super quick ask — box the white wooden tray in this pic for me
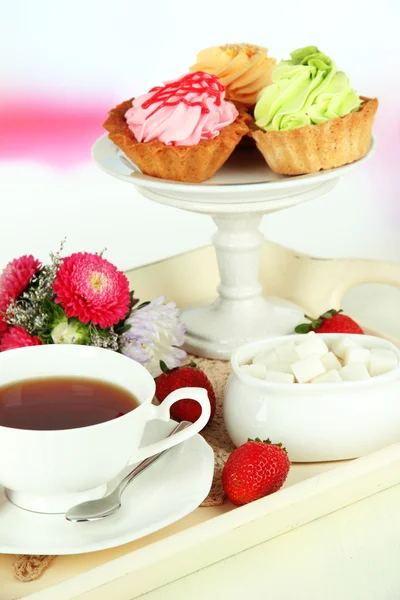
[2,241,400,600]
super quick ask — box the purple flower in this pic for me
[121,296,186,377]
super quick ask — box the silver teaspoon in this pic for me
[65,421,190,522]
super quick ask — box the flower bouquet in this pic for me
[0,244,186,377]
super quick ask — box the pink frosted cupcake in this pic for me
[103,71,250,182]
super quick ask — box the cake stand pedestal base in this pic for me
[183,296,303,360]
[181,213,303,359]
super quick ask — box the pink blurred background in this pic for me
[1,0,399,271]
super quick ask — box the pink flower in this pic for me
[0,255,41,336]
[53,252,130,328]
[0,326,43,352]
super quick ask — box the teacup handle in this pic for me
[132,387,211,463]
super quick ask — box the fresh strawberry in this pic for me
[155,361,216,425]
[222,438,290,506]
[295,309,364,335]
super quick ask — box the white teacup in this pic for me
[0,345,211,513]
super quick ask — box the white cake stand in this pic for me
[92,135,375,359]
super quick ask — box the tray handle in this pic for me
[288,256,400,317]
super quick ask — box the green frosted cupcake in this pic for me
[251,46,378,175]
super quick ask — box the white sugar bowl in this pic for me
[224,334,400,462]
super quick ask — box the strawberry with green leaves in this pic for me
[155,361,216,425]
[295,309,364,335]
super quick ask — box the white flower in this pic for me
[121,296,186,377]
[51,321,85,344]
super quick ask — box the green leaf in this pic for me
[41,299,67,322]
[159,360,196,375]
[160,360,171,374]
[94,326,109,338]
[38,332,54,344]
[136,301,151,310]
[115,323,131,335]
[321,311,334,319]
[295,323,311,334]
[319,308,343,320]
[129,291,140,311]
[36,301,68,340]
[248,437,288,453]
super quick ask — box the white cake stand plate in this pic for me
[92,135,375,359]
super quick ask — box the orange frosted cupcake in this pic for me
[103,72,249,183]
[190,44,276,107]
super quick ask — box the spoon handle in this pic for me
[117,421,191,497]
[65,421,192,522]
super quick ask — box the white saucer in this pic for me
[92,134,376,207]
[0,420,214,555]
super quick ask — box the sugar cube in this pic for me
[340,364,371,381]
[321,352,342,371]
[331,336,360,359]
[311,370,342,384]
[252,349,279,367]
[275,341,299,364]
[368,349,398,377]
[268,363,293,374]
[296,336,329,360]
[240,364,267,379]
[291,355,326,384]
[265,371,295,384]
[344,347,370,367]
